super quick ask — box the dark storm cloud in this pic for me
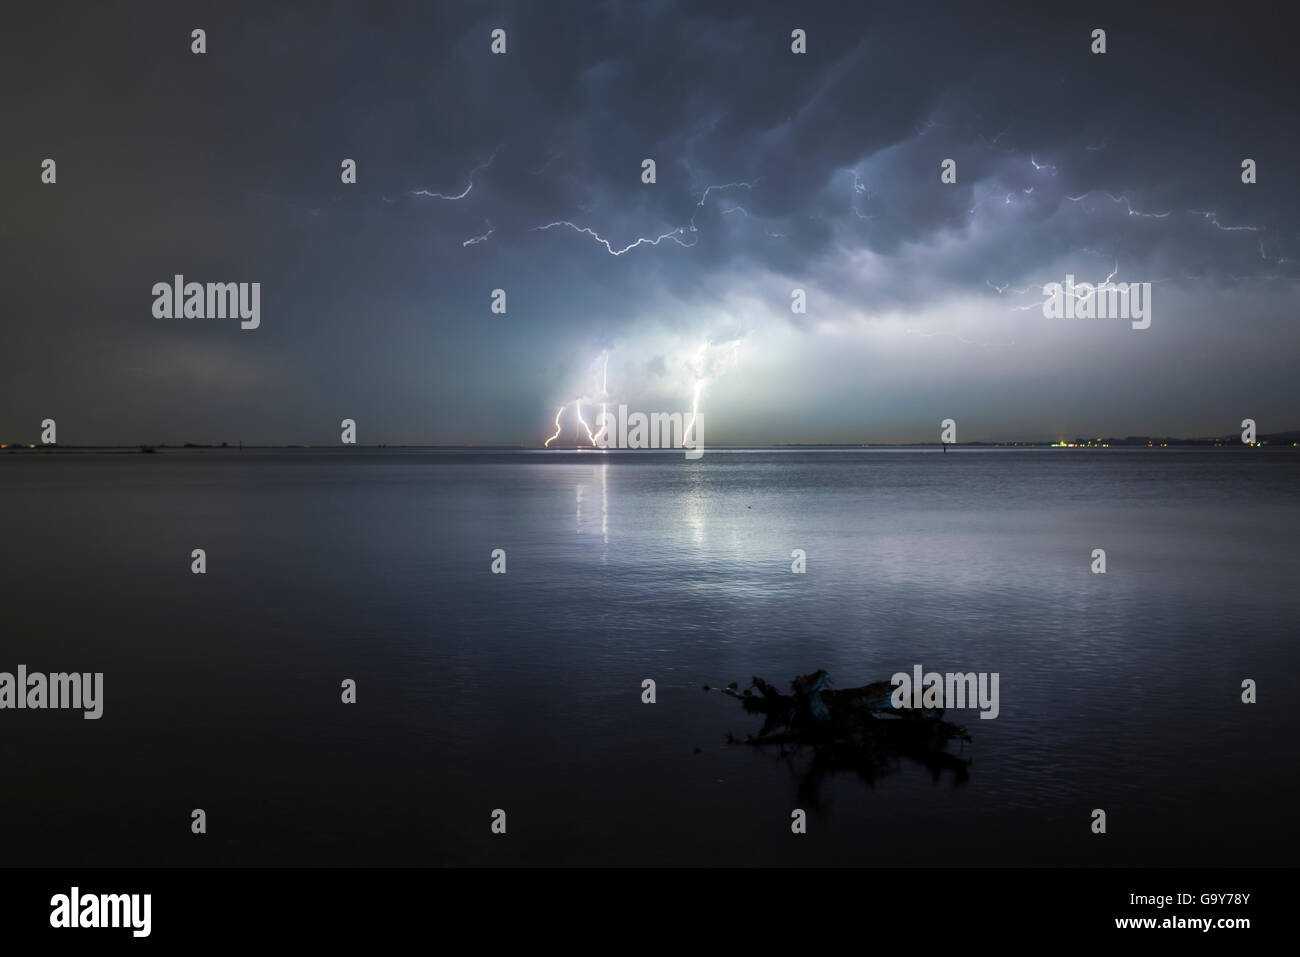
[2,1,1297,444]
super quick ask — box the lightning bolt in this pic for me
[1186,210,1258,232]
[688,180,759,234]
[1006,257,1121,311]
[694,181,756,211]
[462,220,493,247]
[1259,238,1289,265]
[720,204,787,237]
[531,221,696,255]
[592,353,611,445]
[574,399,597,445]
[544,338,742,449]
[1065,192,1171,219]
[542,398,600,447]
[967,146,1295,302]
[531,179,758,256]
[410,148,499,200]
[544,405,566,448]
[545,353,611,448]
[684,380,704,446]
[681,337,743,444]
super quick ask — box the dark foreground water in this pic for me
[1,447,1296,866]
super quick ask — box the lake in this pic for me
[1,447,1295,866]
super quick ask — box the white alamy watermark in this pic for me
[1042,275,1151,330]
[152,275,260,329]
[890,664,999,720]
[50,887,150,937]
[594,404,704,459]
[0,666,103,719]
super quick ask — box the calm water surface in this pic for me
[1,448,1296,865]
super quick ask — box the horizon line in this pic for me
[5,432,1298,452]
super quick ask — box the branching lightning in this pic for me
[1065,191,1171,219]
[1007,256,1120,311]
[976,151,1294,304]
[531,221,696,255]
[542,340,740,449]
[545,353,609,448]
[530,179,763,256]
[695,181,756,210]
[411,148,499,200]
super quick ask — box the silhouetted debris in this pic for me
[710,670,972,805]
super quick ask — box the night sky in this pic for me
[4,1,1298,445]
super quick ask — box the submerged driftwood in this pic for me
[709,670,972,800]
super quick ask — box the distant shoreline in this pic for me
[4,435,1298,454]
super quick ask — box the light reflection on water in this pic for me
[0,447,1296,865]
